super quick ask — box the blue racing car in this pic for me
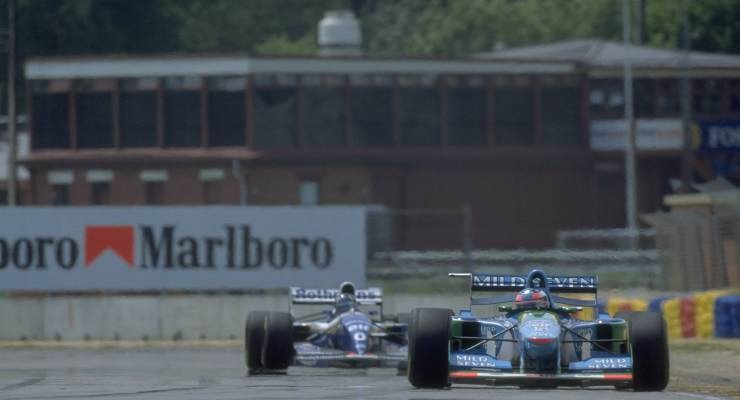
[407,269,669,391]
[245,282,408,375]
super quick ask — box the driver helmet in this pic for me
[513,288,549,310]
[334,293,357,314]
[339,281,356,296]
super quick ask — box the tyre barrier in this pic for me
[714,295,740,338]
[606,298,647,317]
[661,298,683,339]
[679,298,696,338]
[649,295,674,313]
[608,290,740,339]
[693,290,729,338]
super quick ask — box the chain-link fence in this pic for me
[366,207,661,289]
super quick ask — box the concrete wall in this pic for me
[0,293,469,341]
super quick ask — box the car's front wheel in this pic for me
[261,311,294,371]
[407,308,453,389]
[245,311,268,375]
[616,311,669,391]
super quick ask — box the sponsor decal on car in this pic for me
[570,357,632,370]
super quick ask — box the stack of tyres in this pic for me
[714,295,740,338]
[649,295,674,314]
[662,298,683,339]
[693,290,730,338]
[606,297,648,317]
[631,298,648,312]
[680,297,696,338]
[606,298,631,316]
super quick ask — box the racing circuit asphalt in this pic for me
[0,347,727,400]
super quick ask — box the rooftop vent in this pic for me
[318,10,362,57]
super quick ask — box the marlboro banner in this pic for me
[0,206,366,291]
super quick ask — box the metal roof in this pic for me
[25,55,576,80]
[476,39,740,70]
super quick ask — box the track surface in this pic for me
[0,348,726,400]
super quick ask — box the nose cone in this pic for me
[528,337,556,345]
[352,332,369,354]
[341,314,372,355]
[519,316,561,360]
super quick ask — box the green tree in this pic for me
[13,0,180,56]
[170,0,345,54]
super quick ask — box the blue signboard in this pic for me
[694,121,740,152]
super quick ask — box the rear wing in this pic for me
[449,272,599,309]
[466,274,598,294]
[290,287,383,305]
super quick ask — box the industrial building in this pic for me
[19,40,740,249]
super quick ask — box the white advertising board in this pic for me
[0,207,366,291]
[590,118,683,151]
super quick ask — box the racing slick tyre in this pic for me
[616,311,669,391]
[408,308,453,389]
[245,311,268,374]
[262,311,294,371]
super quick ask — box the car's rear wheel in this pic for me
[407,308,453,389]
[616,311,669,391]
[245,311,268,374]
[262,311,294,371]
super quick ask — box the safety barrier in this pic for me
[606,290,740,339]
[605,297,647,317]
[715,295,740,338]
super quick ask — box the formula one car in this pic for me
[407,269,669,391]
[245,282,408,375]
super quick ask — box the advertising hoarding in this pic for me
[590,118,683,151]
[0,206,366,291]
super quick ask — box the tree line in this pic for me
[0,0,738,59]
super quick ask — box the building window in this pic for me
[694,79,723,114]
[208,77,246,146]
[656,79,680,115]
[303,77,346,147]
[51,184,69,206]
[299,180,319,205]
[47,170,74,205]
[120,80,157,147]
[541,86,581,145]
[164,95,200,147]
[86,169,113,205]
[730,80,740,114]
[140,169,167,205]
[144,182,164,205]
[90,182,110,205]
[0,189,6,205]
[202,181,223,204]
[164,77,201,147]
[495,87,534,146]
[729,79,740,114]
[200,168,226,204]
[351,85,393,147]
[634,79,655,116]
[589,80,623,116]
[447,86,487,146]
[76,85,114,148]
[254,75,298,149]
[31,93,70,149]
[399,77,441,146]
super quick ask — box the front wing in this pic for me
[449,371,632,387]
[294,345,406,368]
